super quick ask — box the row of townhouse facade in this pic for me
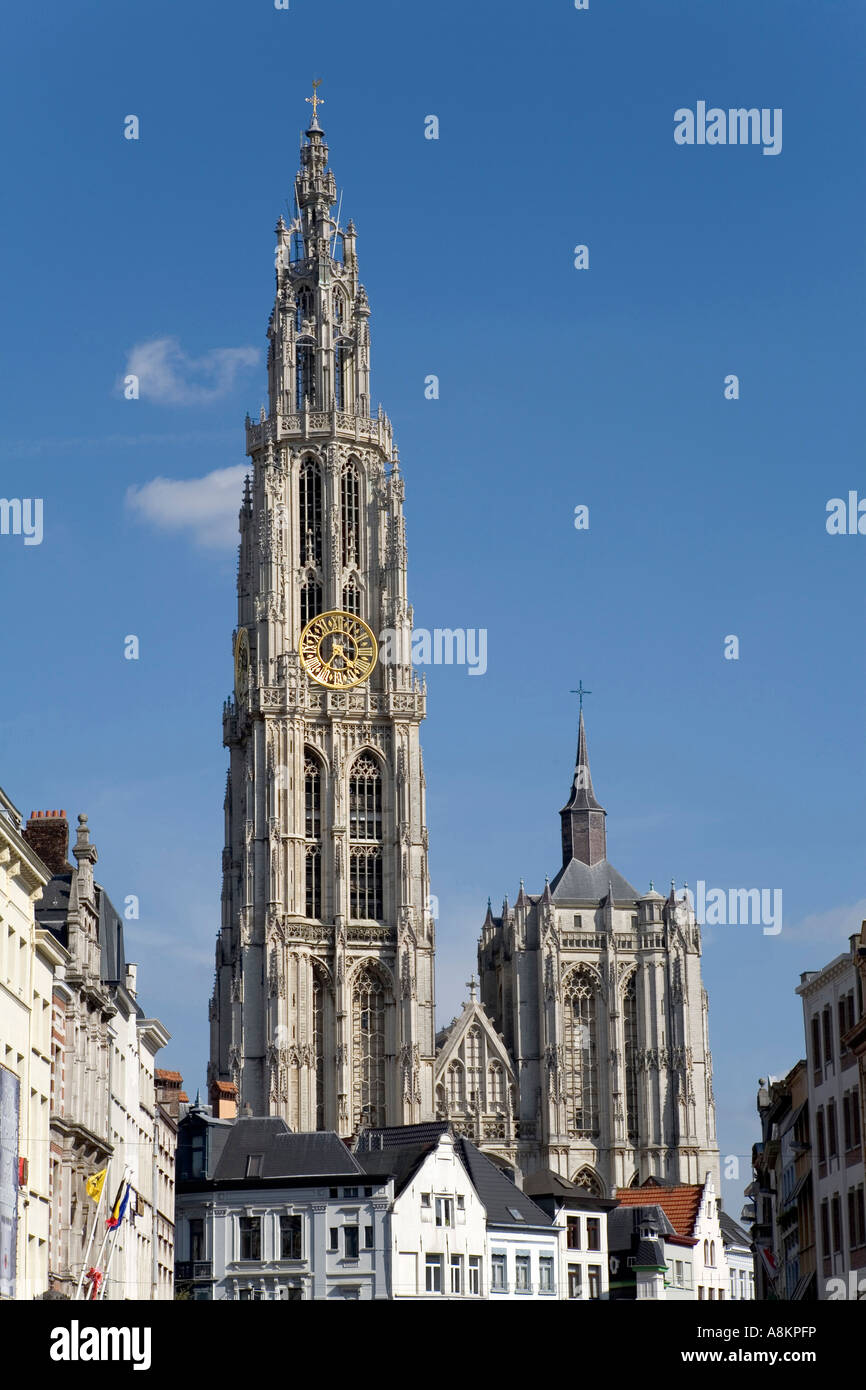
[175,1106,752,1302]
[0,789,177,1299]
[749,925,866,1301]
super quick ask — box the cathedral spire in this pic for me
[560,710,607,869]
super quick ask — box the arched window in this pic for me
[488,1062,504,1108]
[709,1241,716,1267]
[563,968,600,1136]
[298,459,322,567]
[623,973,640,1141]
[573,1167,604,1197]
[296,342,316,409]
[353,964,386,1127]
[446,1061,465,1108]
[349,756,381,841]
[312,965,326,1130]
[296,287,315,333]
[334,342,351,411]
[300,570,322,628]
[304,754,323,920]
[465,1027,482,1104]
[341,462,360,567]
[349,756,383,919]
[342,573,361,616]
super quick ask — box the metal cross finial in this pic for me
[306,79,324,121]
[570,679,592,713]
[465,975,477,1002]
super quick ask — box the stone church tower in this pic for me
[437,713,720,1198]
[208,105,436,1134]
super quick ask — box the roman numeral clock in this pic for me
[298,610,378,690]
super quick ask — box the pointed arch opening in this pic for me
[304,750,324,920]
[623,971,640,1141]
[341,461,360,568]
[298,457,322,567]
[296,339,317,409]
[335,339,353,412]
[445,1060,465,1109]
[563,966,600,1138]
[352,962,390,1129]
[573,1166,604,1197]
[342,571,361,617]
[348,754,383,921]
[488,1061,505,1109]
[296,286,315,333]
[312,960,331,1130]
[465,1026,482,1105]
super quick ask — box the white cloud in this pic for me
[126,464,247,548]
[122,336,259,405]
[781,898,866,946]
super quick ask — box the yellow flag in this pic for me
[86,1168,107,1204]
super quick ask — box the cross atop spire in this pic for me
[306,78,324,125]
[570,679,592,713]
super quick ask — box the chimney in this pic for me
[209,1080,238,1120]
[23,810,71,875]
[125,963,138,999]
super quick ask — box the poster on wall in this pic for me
[0,1066,20,1300]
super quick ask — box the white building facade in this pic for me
[176,1113,390,1300]
[797,939,865,1299]
[0,787,64,1300]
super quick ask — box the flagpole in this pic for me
[98,1220,122,1301]
[75,1167,108,1300]
[87,1166,128,1301]
[99,1171,131,1301]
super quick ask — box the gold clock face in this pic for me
[234,627,250,699]
[299,610,378,690]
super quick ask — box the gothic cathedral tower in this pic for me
[208,102,436,1135]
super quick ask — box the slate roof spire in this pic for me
[560,710,607,869]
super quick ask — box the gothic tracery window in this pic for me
[296,341,316,409]
[623,973,640,1141]
[563,967,600,1137]
[349,756,381,841]
[465,1027,482,1104]
[349,756,383,919]
[573,1167,604,1197]
[334,342,352,411]
[488,1062,505,1108]
[304,753,323,919]
[446,1061,465,1109]
[296,286,315,333]
[312,964,326,1129]
[341,462,360,567]
[342,572,361,616]
[298,458,322,566]
[353,964,387,1127]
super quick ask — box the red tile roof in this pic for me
[614,1183,704,1237]
[156,1070,183,1083]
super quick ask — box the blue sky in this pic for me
[2,0,864,1209]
